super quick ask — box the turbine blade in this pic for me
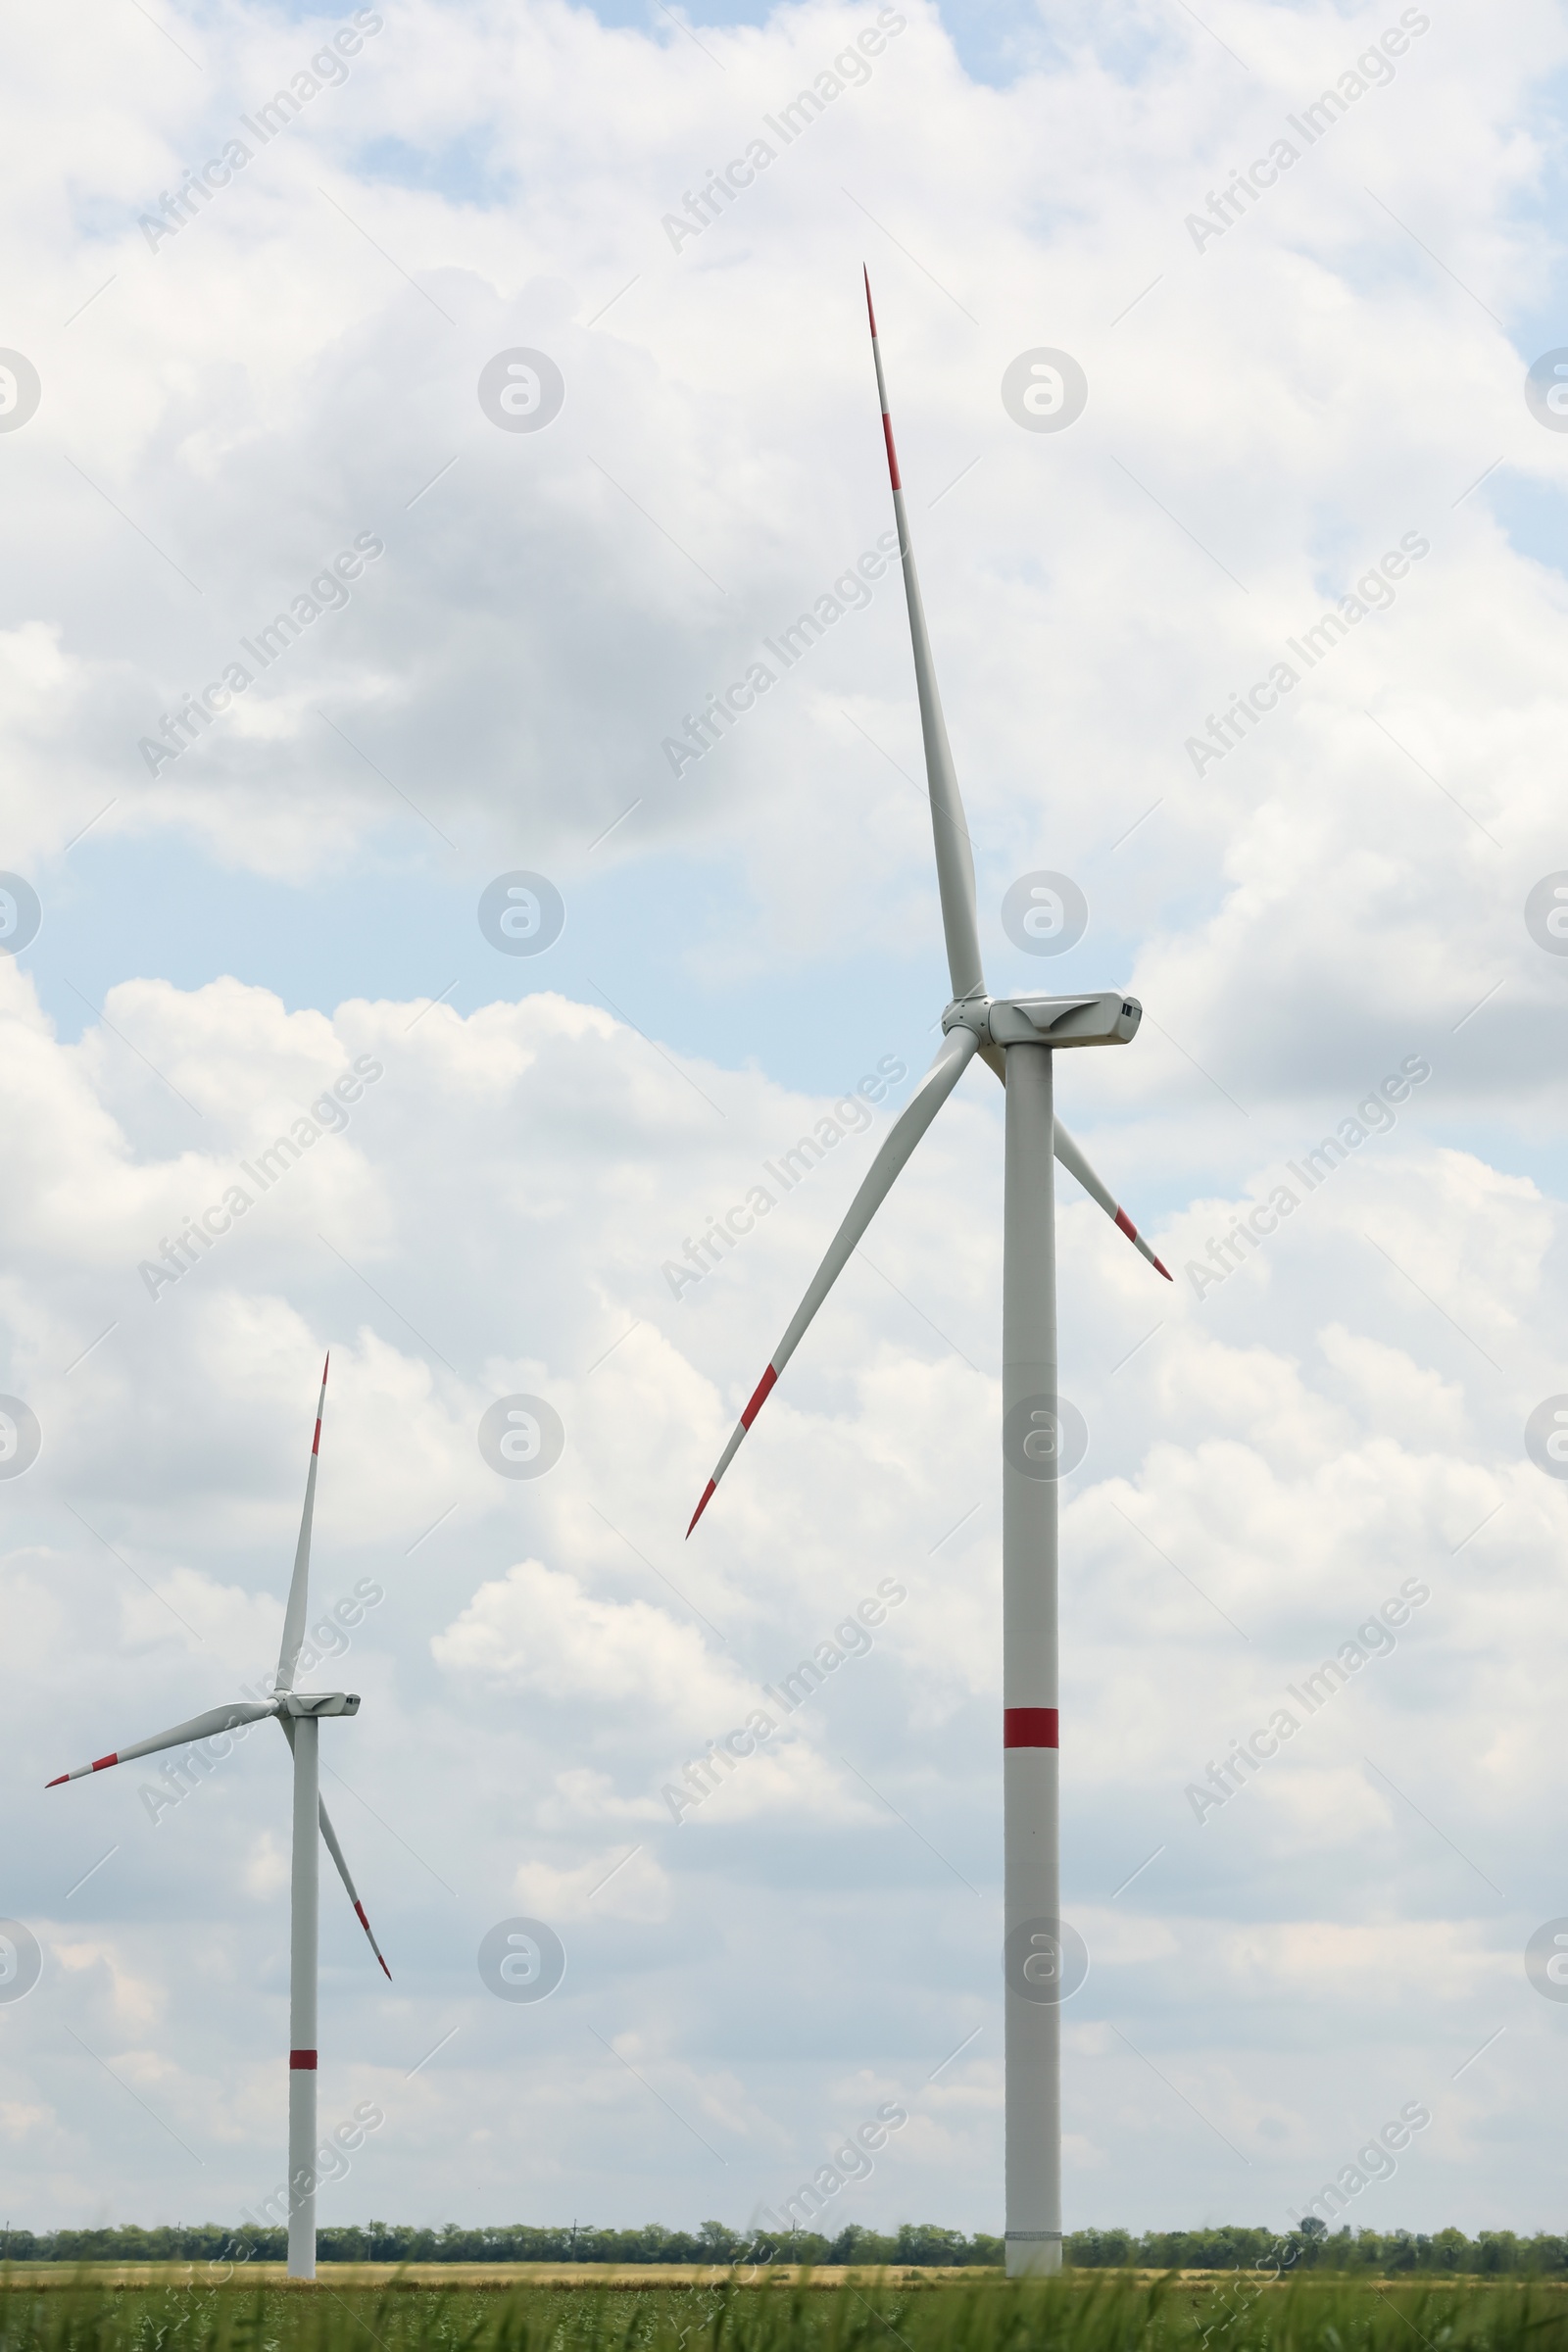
[275,1354,329,1695]
[1054,1118,1171,1281]
[319,1801,391,1979]
[865,270,985,1007]
[688,1025,978,1534]
[46,1699,279,1786]
[276,1721,391,1979]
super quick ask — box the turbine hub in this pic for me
[941,993,1142,1050]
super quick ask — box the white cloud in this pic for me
[432,1557,753,1731]
[513,1843,671,1922]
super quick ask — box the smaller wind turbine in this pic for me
[48,1357,387,2280]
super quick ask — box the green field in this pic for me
[6,2272,1568,2352]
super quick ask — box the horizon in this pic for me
[3,0,1568,2250]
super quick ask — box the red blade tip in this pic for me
[321,1351,330,1384]
[686,1479,716,1539]
[863,267,877,339]
[378,1955,392,1981]
[45,1774,67,1788]
[740,1363,777,1429]
[1153,1255,1173,1282]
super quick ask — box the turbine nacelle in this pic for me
[942,992,1143,1050]
[278,1691,360,1718]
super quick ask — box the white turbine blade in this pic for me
[688,1024,978,1534]
[865,270,985,1007]
[1054,1118,1172,1281]
[275,1353,329,1695]
[46,1699,278,1786]
[318,1797,391,1980]
[277,1715,391,1981]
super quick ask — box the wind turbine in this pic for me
[686,277,1170,2278]
[47,1356,388,2281]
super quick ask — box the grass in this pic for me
[4,2270,1568,2352]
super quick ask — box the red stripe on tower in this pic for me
[289,2050,318,2070]
[1003,1708,1058,1748]
[740,1364,777,1430]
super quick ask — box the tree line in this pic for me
[4,2221,1568,2273]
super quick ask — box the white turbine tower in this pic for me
[687,277,1170,2278]
[48,1355,388,2281]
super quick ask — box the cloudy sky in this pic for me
[3,0,1568,2249]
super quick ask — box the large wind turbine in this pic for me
[687,277,1169,2277]
[48,1356,387,2281]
